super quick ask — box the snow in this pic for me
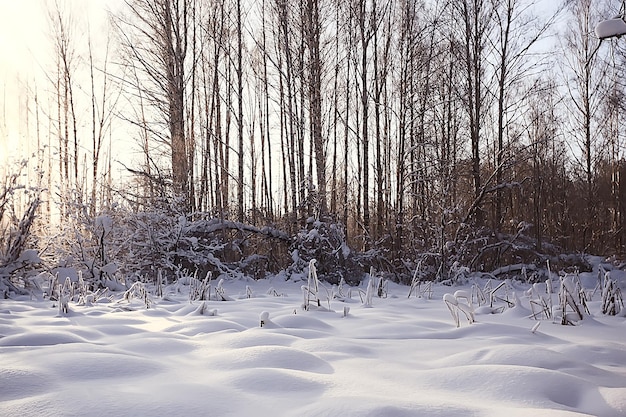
[1,277,625,417]
[595,17,626,40]
[16,249,41,264]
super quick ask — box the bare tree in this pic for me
[87,26,118,215]
[48,0,80,211]
[453,0,496,227]
[491,0,559,232]
[304,0,327,217]
[236,0,245,222]
[562,0,609,250]
[115,0,193,209]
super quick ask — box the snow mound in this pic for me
[164,318,246,335]
[0,331,87,346]
[1,277,624,417]
[209,331,298,349]
[41,351,164,380]
[0,368,54,402]
[117,335,197,355]
[207,345,334,374]
[226,368,327,393]
[272,313,334,331]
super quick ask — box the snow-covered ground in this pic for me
[1,272,625,417]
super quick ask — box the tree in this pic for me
[491,0,560,232]
[453,0,495,227]
[562,0,609,251]
[48,0,80,213]
[523,77,560,251]
[115,0,193,210]
[236,0,245,223]
[304,0,327,217]
[87,26,117,216]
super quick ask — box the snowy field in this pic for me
[1,269,626,417]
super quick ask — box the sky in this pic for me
[0,0,122,81]
[0,0,124,172]
[0,0,42,161]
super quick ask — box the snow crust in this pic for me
[0,276,625,417]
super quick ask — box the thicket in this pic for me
[0,178,595,298]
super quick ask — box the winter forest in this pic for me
[2,0,625,289]
[2,1,626,416]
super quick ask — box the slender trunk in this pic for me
[224,49,232,217]
[359,0,370,245]
[306,0,326,217]
[262,0,273,219]
[495,1,512,232]
[344,15,351,239]
[237,0,245,223]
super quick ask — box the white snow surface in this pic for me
[1,276,625,417]
[595,17,626,40]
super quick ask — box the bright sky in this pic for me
[0,0,125,173]
[0,0,122,79]
[0,1,44,76]
[0,0,44,171]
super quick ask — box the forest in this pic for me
[2,0,626,294]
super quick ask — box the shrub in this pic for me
[289,217,363,285]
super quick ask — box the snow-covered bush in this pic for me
[446,224,592,286]
[446,261,470,285]
[289,217,363,285]
[80,195,291,286]
[0,160,43,297]
[110,197,196,282]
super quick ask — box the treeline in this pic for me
[3,0,626,286]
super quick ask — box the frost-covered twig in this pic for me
[528,282,551,320]
[471,283,487,306]
[122,281,152,309]
[489,281,514,308]
[302,259,321,310]
[602,274,624,316]
[57,278,72,316]
[364,278,374,307]
[557,276,583,325]
[215,278,230,301]
[443,292,475,327]
[189,271,211,302]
